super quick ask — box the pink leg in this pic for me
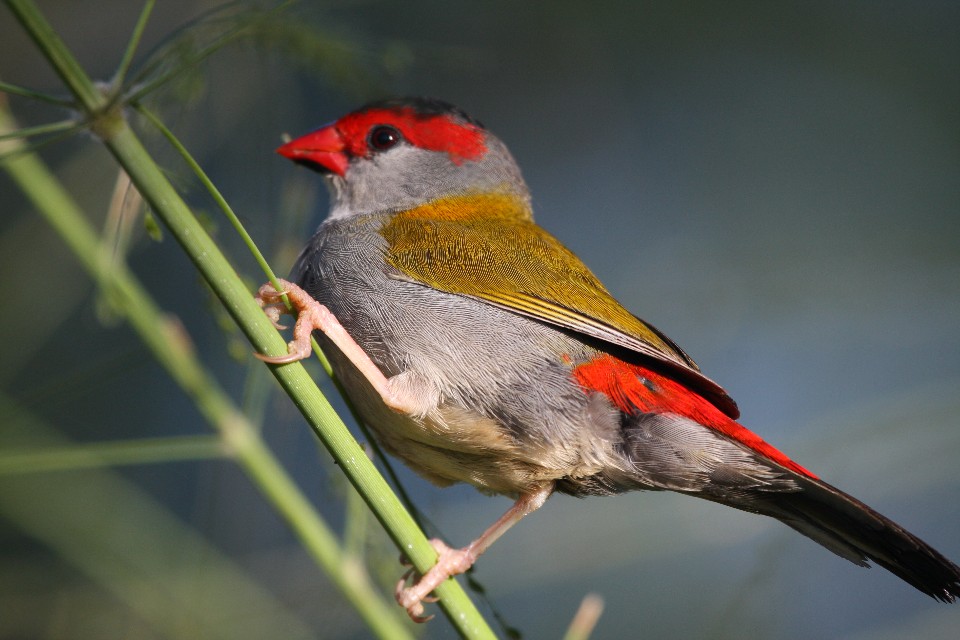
[254,279,414,413]
[396,484,554,622]
[256,279,553,621]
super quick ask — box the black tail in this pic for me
[609,411,959,599]
[754,475,960,602]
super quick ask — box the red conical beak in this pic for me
[276,124,349,176]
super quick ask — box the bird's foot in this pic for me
[254,279,321,363]
[254,279,420,414]
[395,538,478,623]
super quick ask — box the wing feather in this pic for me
[381,196,739,418]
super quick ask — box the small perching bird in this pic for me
[257,97,960,621]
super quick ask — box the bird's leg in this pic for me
[255,279,422,414]
[257,280,553,620]
[396,483,554,622]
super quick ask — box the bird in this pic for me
[257,97,960,621]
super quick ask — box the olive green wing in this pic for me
[381,213,739,419]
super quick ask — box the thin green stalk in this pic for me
[0,394,318,640]
[0,122,83,161]
[135,103,279,287]
[111,0,155,91]
[0,102,412,639]
[7,1,495,636]
[0,117,77,141]
[6,1,104,111]
[0,79,73,105]
[125,4,283,104]
[134,100,340,386]
[0,435,226,475]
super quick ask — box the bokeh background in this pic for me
[2,1,958,638]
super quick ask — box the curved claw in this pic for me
[253,281,315,363]
[253,350,308,364]
[393,538,481,623]
[393,568,434,622]
[255,282,288,302]
[410,610,435,624]
[254,285,291,331]
[395,567,416,599]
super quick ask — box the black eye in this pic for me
[368,125,402,151]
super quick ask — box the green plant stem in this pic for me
[6,1,103,110]
[112,0,154,90]
[0,118,77,142]
[0,394,318,640]
[135,103,280,288]
[0,435,226,475]
[125,3,285,104]
[0,79,73,105]
[0,101,412,640]
[6,1,494,636]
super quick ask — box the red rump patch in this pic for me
[574,354,817,479]
[335,107,487,164]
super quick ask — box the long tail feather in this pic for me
[747,475,960,602]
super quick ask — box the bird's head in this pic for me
[277,97,530,219]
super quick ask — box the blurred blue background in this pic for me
[1,1,958,638]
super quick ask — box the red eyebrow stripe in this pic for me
[574,354,817,479]
[335,108,487,163]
